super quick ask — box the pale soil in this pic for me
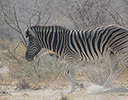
[0,69,128,100]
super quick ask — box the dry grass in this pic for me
[0,39,66,90]
[60,93,69,100]
[77,58,111,86]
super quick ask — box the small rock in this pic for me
[0,66,9,74]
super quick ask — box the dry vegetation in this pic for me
[0,0,128,99]
[0,38,64,89]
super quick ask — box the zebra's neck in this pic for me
[41,26,69,55]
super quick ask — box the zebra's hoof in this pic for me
[80,83,84,89]
[68,88,76,94]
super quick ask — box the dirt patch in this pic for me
[0,72,128,100]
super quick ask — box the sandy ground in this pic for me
[0,73,128,100]
[0,64,128,100]
[0,82,128,100]
[1,87,128,100]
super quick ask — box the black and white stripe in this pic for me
[25,25,128,93]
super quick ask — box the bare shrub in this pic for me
[59,0,128,29]
[60,93,68,100]
[76,57,110,86]
[0,37,66,90]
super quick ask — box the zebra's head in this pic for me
[25,27,42,61]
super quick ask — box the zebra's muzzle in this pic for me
[26,57,33,61]
[25,53,34,61]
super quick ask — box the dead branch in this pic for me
[31,62,40,81]
[20,0,52,26]
[1,46,21,65]
[35,11,42,26]
[0,1,27,48]
[123,0,128,5]
[41,51,59,58]
[12,41,26,53]
[35,0,53,26]
[103,7,122,25]
[43,14,52,26]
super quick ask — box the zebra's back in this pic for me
[64,25,128,64]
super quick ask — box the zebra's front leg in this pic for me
[65,65,76,93]
[65,67,80,85]
[103,52,118,88]
[65,65,84,93]
[69,66,76,93]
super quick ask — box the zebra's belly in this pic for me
[79,48,111,63]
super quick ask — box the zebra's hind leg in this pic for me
[103,52,118,88]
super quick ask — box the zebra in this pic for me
[25,25,128,93]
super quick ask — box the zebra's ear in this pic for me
[26,29,30,38]
[26,28,36,38]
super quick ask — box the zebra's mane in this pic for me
[26,25,69,38]
[30,25,69,33]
